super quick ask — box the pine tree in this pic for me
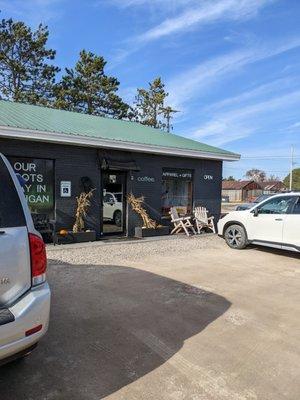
[284,168,300,190]
[134,77,178,131]
[0,18,59,105]
[54,50,129,119]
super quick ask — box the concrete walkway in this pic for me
[1,236,299,400]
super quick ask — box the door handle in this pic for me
[275,218,283,221]
[0,231,5,235]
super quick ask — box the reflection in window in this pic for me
[102,172,125,234]
[258,196,297,215]
[162,169,193,216]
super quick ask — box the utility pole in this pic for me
[162,106,180,133]
[289,146,294,191]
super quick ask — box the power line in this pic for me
[224,166,290,172]
[240,155,300,160]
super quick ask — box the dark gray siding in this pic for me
[118,151,222,236]
[0,138,222,238]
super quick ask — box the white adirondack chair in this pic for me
[169,207,196,236]
[194,207,216,234]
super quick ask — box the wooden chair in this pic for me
[194,207,216,234]
[169,207,196,236]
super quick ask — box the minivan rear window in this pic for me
[0,157,26,228]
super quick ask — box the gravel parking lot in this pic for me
[0,235,299,400]
[46,234,220,264]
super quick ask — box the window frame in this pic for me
[161,168,194,216]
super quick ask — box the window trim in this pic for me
[0,157,26,228]
[290,196,300,215]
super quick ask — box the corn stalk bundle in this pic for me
[73,189,95,233]
[127,193,158,229]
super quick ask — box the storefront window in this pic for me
[162,169,193,216]
[8,157,54,219]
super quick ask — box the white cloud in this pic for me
[167,38,300,108]
[191,90,300,146]
[109,0,273,66]
[135,0,273,43]
[0,0,63,25]
[287,121,300,131]
[205,76,299,112]
[104,0,196,8]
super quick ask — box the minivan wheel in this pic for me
[224,224,248,249]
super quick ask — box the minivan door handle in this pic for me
[0,231,6,235]
[275,218,283,221]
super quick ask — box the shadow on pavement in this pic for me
[0,263,231,400]
[248,244,300,259]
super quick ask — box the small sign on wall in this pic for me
[137,176,155,183]
[60,181,71,197]
[109,174,117,184]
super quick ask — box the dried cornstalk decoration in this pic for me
[127,193,159,229]
[73,189,95,233]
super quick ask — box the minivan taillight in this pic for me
[29,233,47,286]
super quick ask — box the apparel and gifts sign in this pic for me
[9,157,54,214]
[162,169,193,180]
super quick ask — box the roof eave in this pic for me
[0,126,241,161]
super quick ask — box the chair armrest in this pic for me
[172,216,191,222]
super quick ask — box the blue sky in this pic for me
[0,0,300,179]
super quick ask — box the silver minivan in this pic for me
[0,153,51,365]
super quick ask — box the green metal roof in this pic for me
[0,100,239,160]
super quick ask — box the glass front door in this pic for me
[102,171,126,235]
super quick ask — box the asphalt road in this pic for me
[0,237,299,400]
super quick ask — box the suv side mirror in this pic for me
[109,198,115,205]
[253,208,259,217]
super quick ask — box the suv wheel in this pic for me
[224,224,248,249]
[114,210,122,227]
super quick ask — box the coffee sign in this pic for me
[9,157,54,215]
[137,176,155,183]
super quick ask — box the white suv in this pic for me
[103,192,123,227]
[218,193,300,252]
[0,153,51,365]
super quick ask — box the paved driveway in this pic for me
[0,236,299,400]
